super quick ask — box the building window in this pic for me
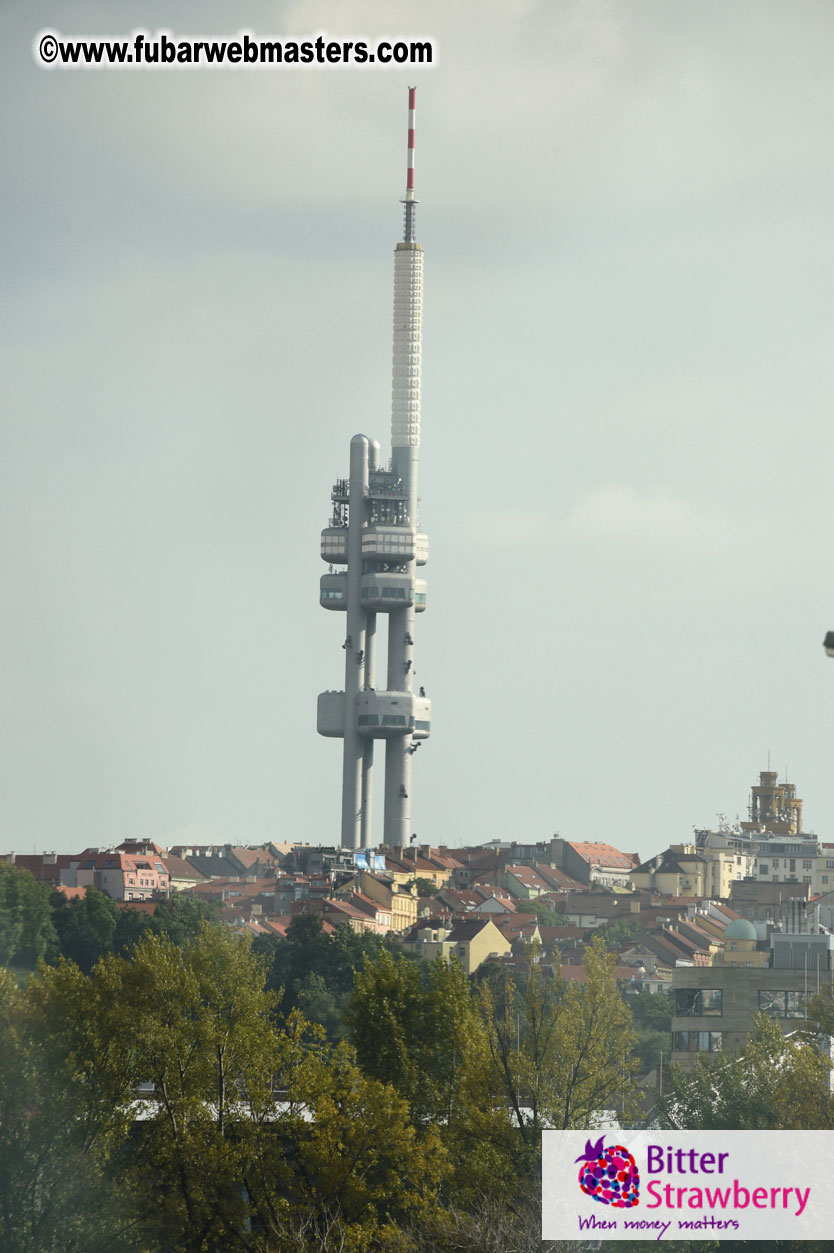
[759,990,806,1019]
[759,865,769,876]
[823,876,829,885]
[803,860,813,871]
[785,991,806,1018]
[790,860,796,872]
[358,714,379,726]
[772,860,779,869]
[826,861,834,869]
[675,988,723,1016]
[674,1030,723,1053]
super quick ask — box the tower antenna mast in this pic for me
[403,86,417,243]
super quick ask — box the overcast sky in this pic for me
[3,0,834,859]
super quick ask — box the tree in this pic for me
[594,914,641,949]
[0,960,138,1251]
[150,892,220,946]
[245,1012,448,1251]
[348,950,490,1126]
[659,1012,834,1131]
[50,886,119,972]
[254,915,393,1040]
[346,949,424,1114]
[0,863,58,969]
[0,866,24,966]
[347,950,515,1210]
[113,904,153,955]
[525,899,570,927]
[413,877,440,897]
[96,925,277,1251]
[479,937,638,1146]
[627,987,672,1074]
[646,1016,834,1253]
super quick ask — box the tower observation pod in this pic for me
[317,88,431,851]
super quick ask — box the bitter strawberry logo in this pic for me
[576,1136,640,1208]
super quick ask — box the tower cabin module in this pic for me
[317,88,431,852]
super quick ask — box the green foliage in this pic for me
[0,878,226,975]
[50,885,119,973]
[411,876,439,896]
[0,926,451,1252]
[594,914,641,948]
[806,984,834,1037]
[104,926,278,1250]
[644,1018,834,1253]
[0,863,58,969]
[253,914,395,1040]
[248,1012,447,1251]
[627,987,673,1074]
[479,937,638,1140]
[525,898,570,926]
[0,961,136,1251]
[659,1012,834,1131]
[150,892,221,946]
[347,949,514,1209]
[348,950,484,1124]
[629,986,673,1031]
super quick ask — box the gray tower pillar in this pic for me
[340,435,370,849]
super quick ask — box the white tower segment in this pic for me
[385,86,424,846]
[317,88,431,851]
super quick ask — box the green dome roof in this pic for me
[724,918,757,941]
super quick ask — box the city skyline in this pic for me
[3,1,834,858]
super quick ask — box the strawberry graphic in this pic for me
[576,1136,640,1208]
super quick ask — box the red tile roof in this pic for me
[559,964,634,983]
[53,884,88,900]
[504,865,552,891]
[162,854,205,881]
[4,854,74,883]
[533,864,587,893]
[116,900,158,914]
[496,915,541,942]
[565,842,640,870]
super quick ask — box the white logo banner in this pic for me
[543,1130,833,1242]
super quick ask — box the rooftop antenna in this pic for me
[402,86,417,243]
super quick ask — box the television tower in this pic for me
[317,88,431,850]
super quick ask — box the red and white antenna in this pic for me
[406,86,416,197]
[403,86,418,242]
